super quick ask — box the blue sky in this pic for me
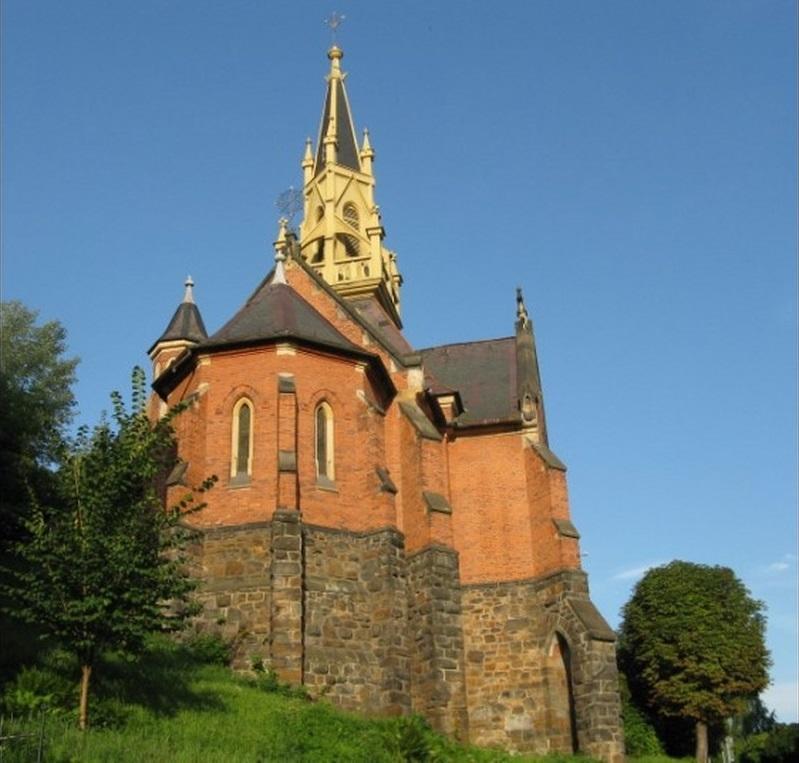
[3,1,796,721]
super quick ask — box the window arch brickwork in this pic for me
[315,401,335,484]
[231,397,254,482]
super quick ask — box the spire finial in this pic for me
[183,275,195,304]
[324,11,346,45]
[273,218,289,284]
[324,13,345,78]
[516,287,530,329]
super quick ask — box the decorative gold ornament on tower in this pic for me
[298,45,403,326]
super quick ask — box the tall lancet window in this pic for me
[231,399,254,483]
[315,402,335,484]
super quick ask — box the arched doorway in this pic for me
[546,632,579,753]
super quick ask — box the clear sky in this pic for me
[3,0,797,721]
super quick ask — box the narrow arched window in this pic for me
[315,402,334,483]
[231,399,254,482]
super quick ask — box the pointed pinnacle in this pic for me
[183,276,195,304]
[273,218,289,284]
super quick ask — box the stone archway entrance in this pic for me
[546,632,579,753]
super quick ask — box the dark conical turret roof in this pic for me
[153,277,208,349]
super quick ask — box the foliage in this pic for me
[0,300,78,468]
[183,633,232,666]
[619,673,665,756]
[624,701,665,757]
[737,696,777,736]
[1,367,215,727]
[249,657,309,699]
[0,301,78,537]
[0,303,80,685]
[736,724,799,763]
[618,561,770,738]
[0,662,74,716]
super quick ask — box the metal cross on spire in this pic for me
[275,186,303,229]
[324,11,346,44]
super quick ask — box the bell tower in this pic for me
[298,45,403,326]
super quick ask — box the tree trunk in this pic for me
[78,664,92,730]
[695,720,708,763]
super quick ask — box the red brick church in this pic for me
[149,44,623,760]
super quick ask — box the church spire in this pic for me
[314,45,361,176]
[298,45,403,327]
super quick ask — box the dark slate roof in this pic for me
[315,79,361,176]
[155,302,208,346]
[203,280,364,356]
[350,297,414,357]
[419,338,518,427]
[287,248,410,364]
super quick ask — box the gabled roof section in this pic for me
[204,279,363,356]
[419,338,518,427]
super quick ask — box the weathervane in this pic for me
[324,11,346,44]
[275,186,303,229]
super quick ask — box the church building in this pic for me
[149,44,623,760]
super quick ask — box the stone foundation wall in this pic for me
[407,546,469,739]
[189,520,621,761]
[188,522,273,669]
[303,524,410,714]
[461,571,624,762]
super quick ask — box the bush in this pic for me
[0,660,75,716]
[623,701,664,756]
[183,633,231,665]
[248,658,309,700]
[738,723,799,763]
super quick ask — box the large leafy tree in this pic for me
[618,561,770,763]
[0,300,79,538]
[2,368,215,729]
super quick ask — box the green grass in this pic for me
[0,637,598,762]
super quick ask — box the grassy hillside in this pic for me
[0,636,595,762]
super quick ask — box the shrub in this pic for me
[738,723,799,763]
[183,633,231,665]
[0,662,75,716]
[624,701,665,756]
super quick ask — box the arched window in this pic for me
[231,398,254,482]
[339,233,360,257]
[315,402,335,483]
[342,202,359,229]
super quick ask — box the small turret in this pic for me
[360,128,374,175]
[149,276,208,380]
[272,218,289,284]
[302,138,314,185]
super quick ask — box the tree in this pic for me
[0,300,78,539]
[618,561,770,763]
[2,368,215,729]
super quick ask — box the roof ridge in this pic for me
[417,335,515,353]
